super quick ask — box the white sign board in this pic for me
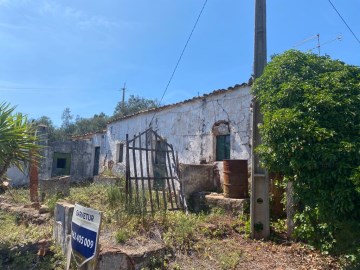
[71,204,101,267]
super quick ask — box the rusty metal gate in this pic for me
[125,128,183,213]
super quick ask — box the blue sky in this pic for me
[0,0,359,126]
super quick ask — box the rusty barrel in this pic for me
[223,159,248,199]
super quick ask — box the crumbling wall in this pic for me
[39,176,70,201]
[53,202,166,270]
[179,164,215,199]
[46,141,72,178]
[46,140,93,183]
[105,85,252,175]
[41,132,103,184]
[71,140,93,181]
[9,86,250,186]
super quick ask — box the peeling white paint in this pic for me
[7,85,253,186]
[102,85,252,174]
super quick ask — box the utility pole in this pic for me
[251,0,270,240]
[121,83,126,115]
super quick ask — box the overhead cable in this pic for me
[149,0,208,126]
[328,0,360,45]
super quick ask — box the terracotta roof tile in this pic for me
[108,81,250,124]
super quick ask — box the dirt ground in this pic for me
[167,236,339,270]
[0,191,342,270]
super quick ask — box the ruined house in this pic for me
[102,83,252,199]
[7,83,252,194]
[6,131,104,186]
[102,83,251,174]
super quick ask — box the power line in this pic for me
[149,0,208,126]
[328,0,360,45]
[294,34,343,54]
[309,34,342,52]
[293,34,319,48]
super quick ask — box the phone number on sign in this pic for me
[71,231,94,249]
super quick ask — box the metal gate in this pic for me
[125,128,183,213]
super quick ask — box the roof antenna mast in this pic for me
[317,33,321,56]
[121,83,126,115]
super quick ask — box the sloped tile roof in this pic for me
[108,82,251,124]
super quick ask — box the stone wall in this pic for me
[179,164,216,199]
[44,139,95,183]
[53,202,166,270]
[8,137,99,186]
[39,176,70,201]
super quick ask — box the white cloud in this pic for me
[39,0,120,30]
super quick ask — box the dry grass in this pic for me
[0,184,345,269]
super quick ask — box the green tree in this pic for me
[253,50,360,251]
[61,107,75,135]
[0,103,40,180]
[72,112,109,136]
[113,95,158,118]
[33,94,158,142]
[36,110,110,141]
[35,116,61,142]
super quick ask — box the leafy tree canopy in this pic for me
[253,50,360,251]
[35,116,59,142]
[113,95,158,118]
[36,110,110,141]
[35,95,157,141]
[73,112,109,136]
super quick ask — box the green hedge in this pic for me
[253,50,360,254]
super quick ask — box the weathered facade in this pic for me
[7,83,252,189]
[42,137,99,182]
[7,132,104,186]
[101,83,252,176]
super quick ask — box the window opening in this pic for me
[52,152,71,176]
[117,143,124,163]
[57,158,66,169]
[216,135,230,161]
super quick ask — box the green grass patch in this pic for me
[0,210,65,269]
[3,187,31,205]
[115,228,131,244]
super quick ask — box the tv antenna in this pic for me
[293,34,321,55]
[293,34,342,56]
[120,83,126,115]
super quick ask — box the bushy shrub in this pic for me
[253,50,360,252]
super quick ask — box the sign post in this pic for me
[71,204,102,269]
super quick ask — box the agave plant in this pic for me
[0,102,40,181]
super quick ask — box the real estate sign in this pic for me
[71,203,101,266]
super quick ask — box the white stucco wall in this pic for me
[6,165,29,186]
[102,85,252,174]
[6,85,252,187]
